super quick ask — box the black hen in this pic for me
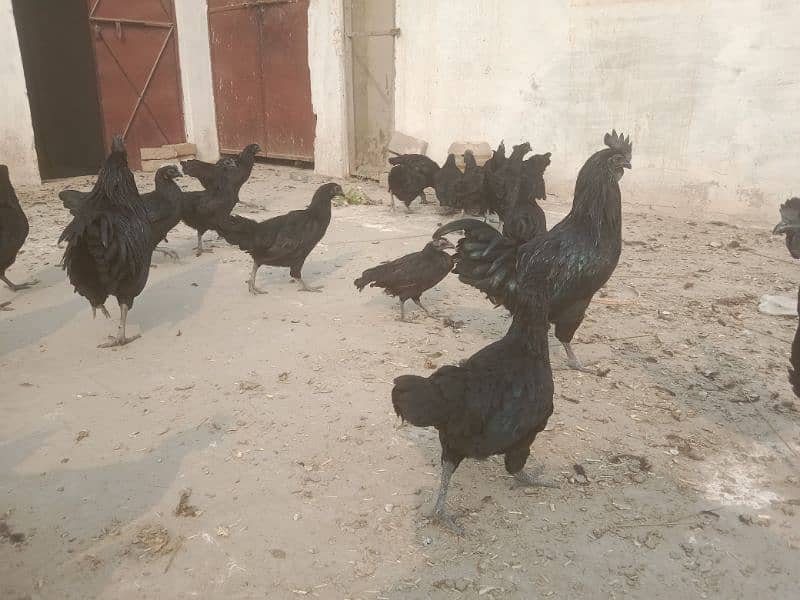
[354,238,454,321]
[521,152,551,203]
[216,182,342,294]
[387,152,439,211]
[59,135,152,347]
[0,166,36,292]
[434,130,632,370]
[483,140,506,174]
[434,154,463,212]
[181,143,260,194]
[483,142,532,223]
[392,260,555,532]
[181,158,238,255]
[501,148,547,242]
[62,165,184,259]
[457,150,487,215]
[772,197,800,397]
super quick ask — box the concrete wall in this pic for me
[394,0,800,219]
[0,0,39,185]
[174,0,219,162]
[308,0,349,178]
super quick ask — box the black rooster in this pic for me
[483,142,532,223]
[354,238,454,321]
[59,135,152,347]
[392,260,556,533]
[0,165,37,292]
[772,197,800,397]
[434,130,632,370]
[216,182,343,294]
[61,165,184,259]
[387,153,439,212]
[180,158,238,255]
[181,143,260,194]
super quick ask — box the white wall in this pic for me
[174,0,219,161]
[394,0,800,219]
[308,0,349,178]
[0,0,39,185]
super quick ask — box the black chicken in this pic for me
[500,148,547,243]
[216,182,343,294]
[434,130,632,370]
[772,197,800,397]
[392,260,556,533]
[457,150,487,215]
[180,158,238,255]
[521,152,551,203]
[59,135,152,347]
[0,165,36,292]
[387,152,439,212]
[483,140,506,174]
[61,165,184,259]
[434,154,463,212]
[483,142,532,222]
[181,143,260,194]
[354,238,454,321]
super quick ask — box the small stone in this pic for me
[384,503,394,513]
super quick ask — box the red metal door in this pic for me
[87,0,186,169]
[208,0,315,161]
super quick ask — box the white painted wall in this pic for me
[0,0,39,185]
[394,0,800,219]
[174,0,219,162]
[308,0,349,178]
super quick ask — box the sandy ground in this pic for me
[1,163,799,600]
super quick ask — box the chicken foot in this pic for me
[431,461,463,535]
[512,464,559,489]
[154,246,179,260]
[248,263,267,295]
[562,342,600,374]
[98,304,140,348]
[413,298,432,317]
[296,278,323,292]
[1,275,39,292]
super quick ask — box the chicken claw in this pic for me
[432,513,464,536]
[0,301,13,311]
[512,465,559,489]
[98,334,141,348]
[297,279,322,292]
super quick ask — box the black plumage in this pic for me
[457,150,486,215]
[392,262,555,532]
[354,238,454,320]
[500,146,547,242]
[434,130,632,370]
[772,197,800,397]
[216,182,342,294]
[434,154,463,212]
[62,165,184,259]
[181,143,260,194]
[483,142,531,222]
[180,158,239,255]
[59,135,153,347]
[387,153,439,211]
[0,165,36,292]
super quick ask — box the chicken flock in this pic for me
[1,129,794,534]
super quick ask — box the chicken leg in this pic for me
[1,275,38,292]
[0,300,12,311]
[154,246,179,260]
[413,298,432,317]
[248,262,267,295]
[91,304,111,319]
[390,193,396,213]
[432,460,463,534]
[562,342,597,373]
[194,232,213,256]
[98,304,140,348]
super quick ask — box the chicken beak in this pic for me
[622,160,632,169]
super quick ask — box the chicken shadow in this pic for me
[0,260,218,356]
[0,421,221,598]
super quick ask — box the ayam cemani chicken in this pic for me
[181,143,260,195]
[772,197,800,398]
[59,135,153,347]
[0,165,37,295]
[387,152,440,211]
[180,158,238,255]
[392,258,556,533]
[434,130,632,371]
[354,238,454,321]
[61,165,184,259]
[215,183,343,294]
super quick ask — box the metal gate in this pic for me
[87,0,186,169]
[208,0,315,161]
